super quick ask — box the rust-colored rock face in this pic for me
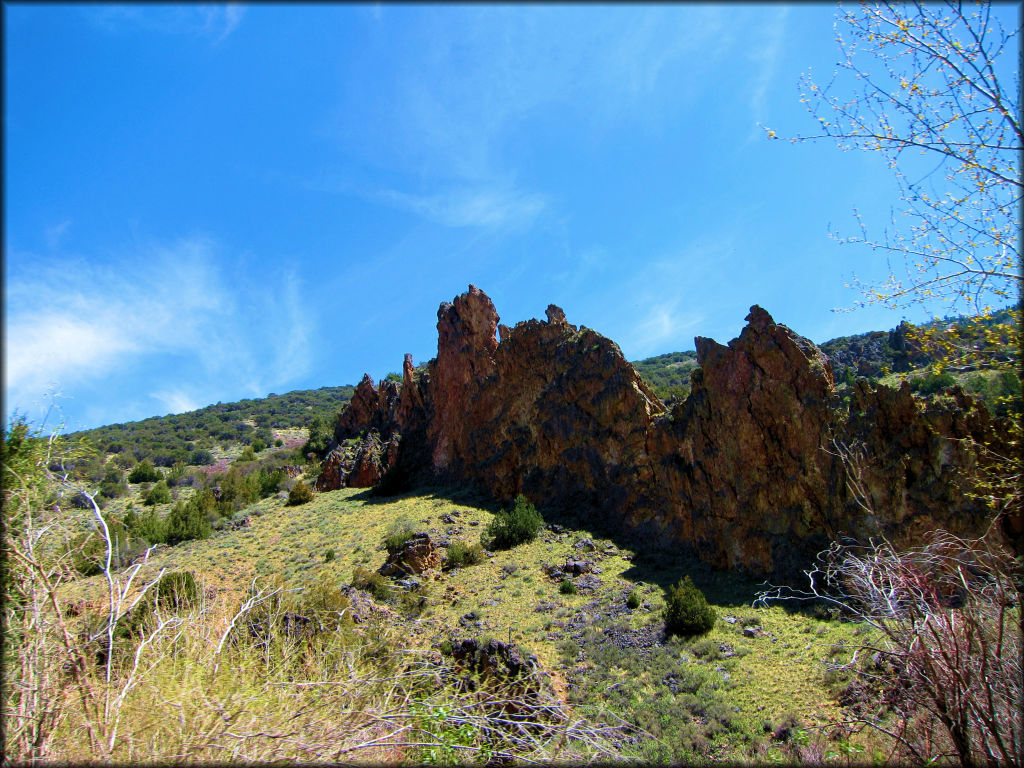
[428,285,501,475]
[315,374,402,492]
[379,533,442,576]
[640,306,840,574]
[319,286,1009,579]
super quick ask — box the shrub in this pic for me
[128,459,161,484]
[126,505,166,545]
[909,371,957,396]
[295,574,351,630]
[664,576,717,637]
[626,589,641,609]
[384,520,417,554]
[143,480,172,507]
[235,445,256,464]
[445,541,484,569]
[152,570,199,612]
[164,496,212,546]
[324,548,336,563]
[302,415,334,460]
[351,566,391,603]
[484,495,543,549]
[256,467,285,498]
[189,448,214,466]
[287,480,314,506]
[559,578,577,595]
[98,468,127,499]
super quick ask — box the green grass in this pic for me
[68,481,885,762]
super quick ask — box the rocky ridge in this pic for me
[316,285,1010,579]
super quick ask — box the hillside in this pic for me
[6,291,1018,764]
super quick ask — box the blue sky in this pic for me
[4,3,1019,431]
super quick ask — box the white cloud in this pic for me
[328,6,731,228]
[378,187,547,229]
[5,313,139,401]
[88,4,245,43]
[628,300,705,358]
[205,4,246,45]
[746,7,790,134]
[151,389,201,416]
[4,236,313,424]
[44,219,72,251]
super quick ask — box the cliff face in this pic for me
[317,285,1008,579]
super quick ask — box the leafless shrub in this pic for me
[759,526,1022,764]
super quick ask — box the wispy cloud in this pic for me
[150,388,201,416]
[44,219,72,251]
[4,236,312,426]
[746,7,790,136]
[627,299,705,359]
[207,4,245,44]
[87,4,246,44]
[378,187,547,229]
[327,6,732,229]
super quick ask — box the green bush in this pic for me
[295,574,351,630]
[351,566,392,603]
[125,505,166,545]
[324,548,336,563]
[384,520,417,554]
[121,570,200,637]
[287,480,314,506]
[98,468,127,500]
[445,540,484,569]
[559,578,577,595]
[626,589,641,609]
[302,415,334,460]
[164,495,212,546]
[909,371,957,396]
[256,467,285,498]
[664,576,716,637]
[189,448,214,466]
[143,480,172,506]
[235,445,256,464]
[484,494,543,549]
[128,459,161,484]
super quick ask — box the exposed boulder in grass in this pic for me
[378,532,442,577]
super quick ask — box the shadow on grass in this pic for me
[366,480,771,610]
[345,482,502,512]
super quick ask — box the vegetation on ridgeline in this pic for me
[64,385,354,470]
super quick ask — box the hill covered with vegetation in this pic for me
[4,305,1018,764]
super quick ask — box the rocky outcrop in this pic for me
[639,306,839,574]
[379,533,442,576]
[315,375,403,491]
[318,285,1010,579]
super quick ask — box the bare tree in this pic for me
[759,526,1022,764]
[771,1,1021,325]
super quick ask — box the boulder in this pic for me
[379,532,441,576]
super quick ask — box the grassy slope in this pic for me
[65,312,1019,760]
[83,473,877,762]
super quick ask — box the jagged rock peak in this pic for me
[437,284,500,356]
[545,304,568,326]
[745,304,775,333]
